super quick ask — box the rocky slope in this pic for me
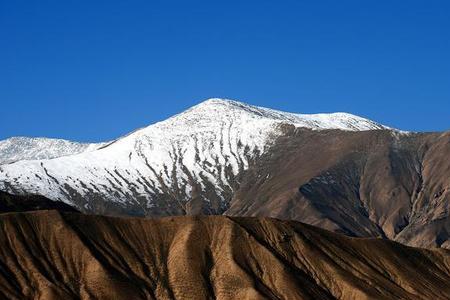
[0,213,450,300]
[227,128,450,248]
[0,99,387,217]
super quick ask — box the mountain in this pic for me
[0,213,449,300]
[0,136,102,164]
[1,98,449,249]
[228,128,450,249]
[0,98,387,217]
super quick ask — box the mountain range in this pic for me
[1,98,449,249]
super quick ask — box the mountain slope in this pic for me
[227,128,450,249]
[0,98,388,217]
[0,137,101,164]
[0,213,449,300]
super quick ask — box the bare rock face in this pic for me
[0,212,449,300]
[227,128,450,249]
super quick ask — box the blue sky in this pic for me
[1,0,449,142]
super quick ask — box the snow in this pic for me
[0,98,395,209]
[0,137,103,165]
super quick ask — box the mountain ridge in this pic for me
[0,98,392,215]
[0,98,394,165]
[0,136,103,165]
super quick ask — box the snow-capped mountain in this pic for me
[0,98,391,216]
[0,137,102,164]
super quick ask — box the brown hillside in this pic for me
[0,212,449,299]
[228,128,450,248]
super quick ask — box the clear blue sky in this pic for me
[1,0,449,142]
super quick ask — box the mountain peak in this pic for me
[188,98,256,113]
[198,97,236,105]
[174,98,390,132]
